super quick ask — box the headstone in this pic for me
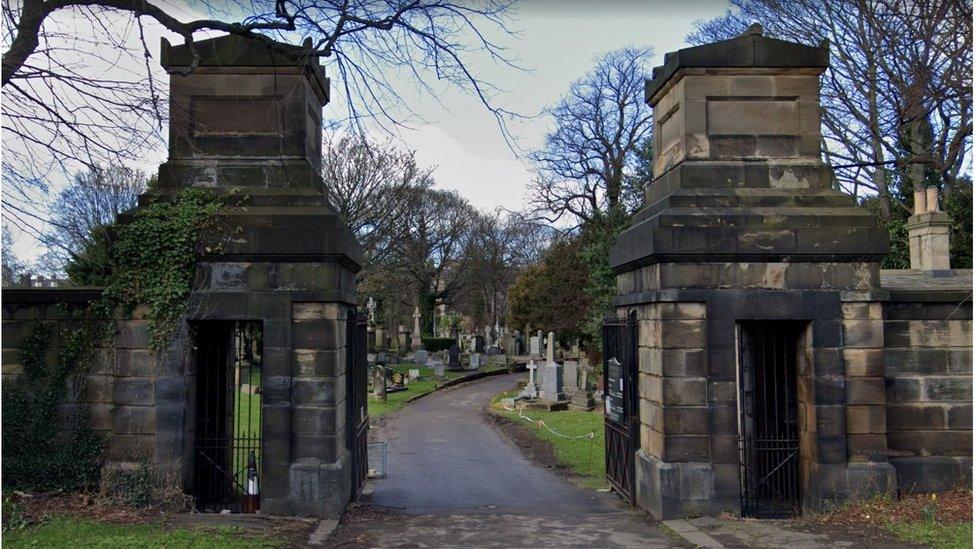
[411,306,423,351]
[520,359,539,399]
[563,360,579,391]
[433,362,445,377]
[469,353,482,370]
[486,345,503,356]
[474,335,485,354]
[529,336,541,357]
[447,344,462,371]
[546,332,556,364]
[408,368,420,381]
[376,352,387,365]
[488,354,508,365]
[375,326,386,350]
[415,349,428,364]
[468,336,478,353]
[537,330,544,357]
[539,361,565,402]
[367,353,377,364]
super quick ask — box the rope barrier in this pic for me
[503,402,596,440]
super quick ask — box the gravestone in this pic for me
[469,353,482,370]
[520,359,539,399]
[433,361,445,377]
[415,349,428,364]
[489,354,508,365]
[474,335,485,354]
[410,306,423,351]
[563,360,579,392]
[539,361,564,403]
[408,368,420,381]
[486,345,503,356]
[569,366,595,411]
[376,352,387,365]
[529,336,541,357]
[447,344,462,371]
[546,332,556,364]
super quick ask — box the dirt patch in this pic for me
[328,502,406,548]
[482,410,577,482]
[6,492,316,547]
[786,488,971,547]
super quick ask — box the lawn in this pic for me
[368,362,509,419]
[493,397,606,490]
[886,521,973,549]
[3,516,286,549]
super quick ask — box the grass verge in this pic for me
[885,520,972,549]
[3,516,286,548]
[489,392,606,490]
[368,362,509,419]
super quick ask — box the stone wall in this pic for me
[882,293,973,492]
[1,289,159,467]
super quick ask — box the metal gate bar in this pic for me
[346,311,369,499]
[738,321,801,518]
[193,321,263,512]
[603,311,638,506]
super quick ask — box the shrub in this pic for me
[422,337,455,352]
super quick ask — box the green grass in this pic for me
[368,362,510,419]
[886,521,973,549]
[497,404,606,489]
[3,516,285,548]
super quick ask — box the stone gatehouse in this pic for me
[609,29,972,519]
[2,34,366,517]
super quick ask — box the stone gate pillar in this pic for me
[151,34,363,517]
[610,26,894,518]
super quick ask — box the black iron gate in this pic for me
[193,321,263,512]
[737,321,802,518]
[346,311,369,500]
[603,310,639,505]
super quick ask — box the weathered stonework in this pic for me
[1,34,363,518]
[611,28,970,520]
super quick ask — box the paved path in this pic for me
[342,373,682,548]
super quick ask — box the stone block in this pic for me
[104,434,153,461]
[811,405,846,436]
[890,456,972,493]
[639,373,663,404]
[847,433,888,460]
[111,406,155,435]
[291,434,337,461]
[291,406,337,435]
[947,404,972,429]
[886,404,946,431]
[846,377,885,405]
[113,378,154,405]
[663,378,707,406]
[884,349,949,375]
[887,431,972,456]
[294,349,341,378]
[116,320,151,349]
[925,377,972,402]
[292,319,341,349]
[709,434,738,464]
[661,319,706,348]
[842,319,884,348]
[292,302,344,321]
[708,380,737,406]
[83,375,114,403]
[663,406,710,435]
[846,406,887,434]
[885,377,921,402]
[116,349,155,377]
[291,378,336,406]
[663,434,710,462]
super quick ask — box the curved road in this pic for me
[358,373,679,547]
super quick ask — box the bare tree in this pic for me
[321,133,432,268]
[689,0,972,218]
[2,0,521,238]
[381,188,477,336]
[528,47,655,228]
[36,165,146,277]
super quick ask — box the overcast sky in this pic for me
[6,0,730,262]
[398,0,730,212]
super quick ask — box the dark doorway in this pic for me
[736,321,803,518]
[192,320,263,512]
[603,311,639,506]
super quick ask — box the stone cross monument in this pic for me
[411,306,423,351]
